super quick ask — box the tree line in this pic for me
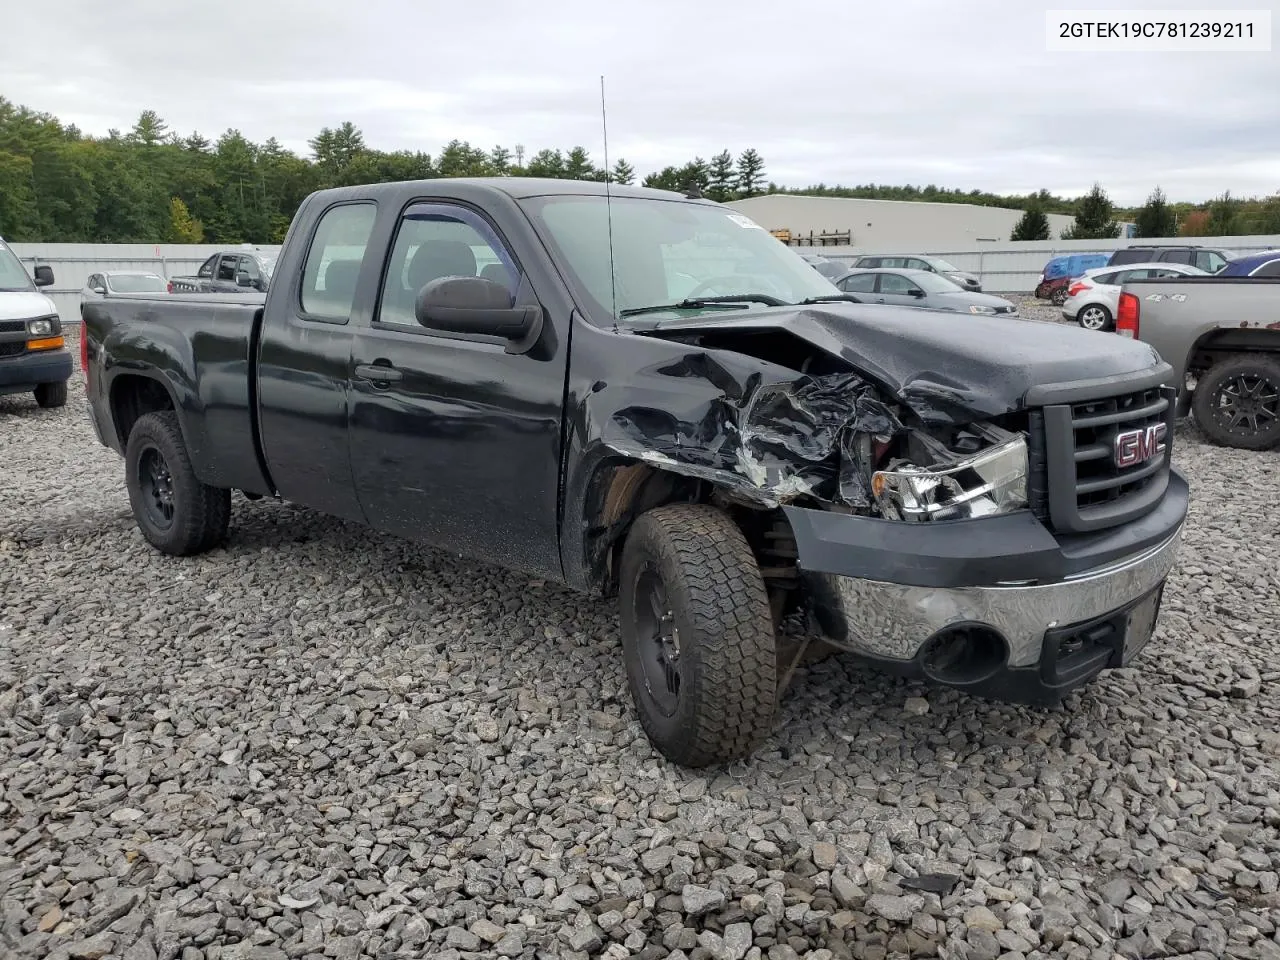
[1010,182,1280,242]
[4,97,1279,245]
[0,99,770,244]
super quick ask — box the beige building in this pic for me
[725,194,1081,251]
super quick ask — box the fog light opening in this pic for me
[920,625,1007,687]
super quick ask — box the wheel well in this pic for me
[584,459,801,615]
[1188,329,1280,377]
[110,375,176,447]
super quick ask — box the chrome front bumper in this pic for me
[808,522,1183,669]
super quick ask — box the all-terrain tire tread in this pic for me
[623,503,777,767]
[126,411,231,556]
[1192,352,1280,451]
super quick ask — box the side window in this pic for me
[215,255,239,281]
[376,203,520,328]
[840,273,877,293]
[1253,259,1280,278]
[238,256,260,280]
[878,273,918,294]
[197,255,216,278]
[1095,271,1121,285]
[1199,251,1227,272]
[905,258,930,271]
[880,257,908,268]
[857,257,880,268]
[300,202,378,320]
[1161,249,1194,265]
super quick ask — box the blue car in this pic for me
[1035,253,1111,303]
[1217,249,1280,277]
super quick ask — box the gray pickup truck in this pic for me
[1116,276,1279,450]
[168,249,277,294]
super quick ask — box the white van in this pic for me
[0,237,71,408]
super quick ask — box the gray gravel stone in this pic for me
[3,329,1280,960]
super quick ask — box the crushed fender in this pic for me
[599,357,904,508]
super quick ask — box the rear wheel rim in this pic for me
[1080,307,1107,329]
[633,566,681,717]
[1212,373,1280,438]
[138,447,176,530]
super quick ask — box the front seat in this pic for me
[406,240,477,293]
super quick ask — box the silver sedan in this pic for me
[832,268,1018,315]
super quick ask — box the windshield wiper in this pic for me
[797,294,865,305]
[618,293,788,318]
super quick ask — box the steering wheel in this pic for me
[686,274,790,299]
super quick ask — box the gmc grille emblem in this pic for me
[1114,422,1167,469]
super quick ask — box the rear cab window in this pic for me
[299,202,378,321]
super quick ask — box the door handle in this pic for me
[354,363,403,385]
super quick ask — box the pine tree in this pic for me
[564,147,595,180]
[735,149,766,198]
[1010,204,1050,241]
[1207,191,1240,235]
[1061,182,1120,239]
[610,159,634,185]
[707,150,735,201]
[1134,186,1177,238]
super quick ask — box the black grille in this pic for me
[0,341,25,358]
[1035,385,1176,534]
[0,320,25,333]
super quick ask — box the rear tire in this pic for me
[125,411,231,555]
[34,381,67,408]
[618,503,778,767]
[1050,286,1069,306]
[1077,304,1112,331]
[1192,354,1280,450]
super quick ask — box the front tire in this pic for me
[34,381,67,408]
[1192,354,1280,450]
[1077,304,1112,331]
[618,504,778,767]
[1051,286,1070,306]
[125,411,231,555]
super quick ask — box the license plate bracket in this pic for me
[1121,581,1165,665]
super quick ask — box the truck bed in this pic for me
[81,292,272,494]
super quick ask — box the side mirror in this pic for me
[415,275,543,354]
[909,288,926,298]
[91,285,107,295]
[34,265,54,287]
[234,271,253,287]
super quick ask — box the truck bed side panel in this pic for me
[84,294,272,494]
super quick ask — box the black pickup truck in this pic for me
[81,178,1190,767]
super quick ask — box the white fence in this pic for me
[11,234,1280,322]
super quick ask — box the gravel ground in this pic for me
[3,326,1279,960]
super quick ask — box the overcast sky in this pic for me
[3,0,1277,205]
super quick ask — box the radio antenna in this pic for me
[600,75,619,331]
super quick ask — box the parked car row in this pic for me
[1037,244,1240,306]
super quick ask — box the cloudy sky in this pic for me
[3,0,1277,204]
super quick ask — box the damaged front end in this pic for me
[574,306,1185,707]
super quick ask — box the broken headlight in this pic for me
[871,435,1028,521]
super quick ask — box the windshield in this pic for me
[913,272,965,293]
[108,274,168,293]
[0,243,35,292]
[923,256,962,272]
[519,195,840,322]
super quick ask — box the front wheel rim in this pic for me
[1080,308,1107,329]
[138,447,176,530]
[1213,373,1280,437]
[632,567,682,717]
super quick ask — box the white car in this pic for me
[81,271,171,300]
[1062,262,1207,331]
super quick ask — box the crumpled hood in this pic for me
[635,302,1168,422]
[0,291,58,322]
